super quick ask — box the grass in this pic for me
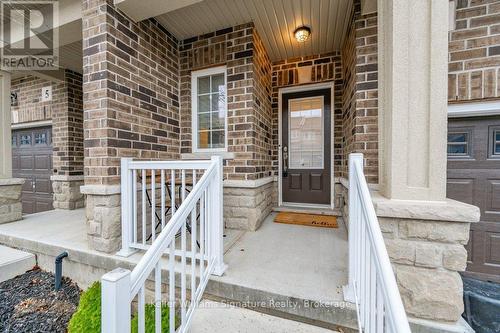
[68,282,177,333]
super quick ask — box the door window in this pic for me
[447,131,471,157]
[488,127,500,158]
[288,96,324,169]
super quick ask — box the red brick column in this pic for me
[81,0,180,252]
[51,70,85,209]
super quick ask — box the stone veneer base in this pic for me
[80,185,121,253]
[0,178,24,224]
[223,181,277,231]
[51,176,85,210]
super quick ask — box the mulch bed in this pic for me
[0,267,81,333]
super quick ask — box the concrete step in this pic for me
[189,300,340,333]
[0,245,36,282]
[204,281,357,332]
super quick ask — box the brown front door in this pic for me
[447,116,500,282]
[281,89,331,205]
[12,126,53,214]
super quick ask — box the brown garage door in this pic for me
[447,117,500,283]
[12,126,53,214]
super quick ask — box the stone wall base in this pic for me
[224,181,276,231]
[0,178,24,224]
[379,216,470,323]
[51,176,85,210]
[81,185,121,253]
[338,178,478,323]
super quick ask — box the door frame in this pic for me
[278,82,335,209]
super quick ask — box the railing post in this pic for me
[210,156,226,276]
[344,153,364,303]
[101,268,131,333]
[117,158,136,257]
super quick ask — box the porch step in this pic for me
[189,300,340,333]
[204,281,357,332]
[0,245,35,283]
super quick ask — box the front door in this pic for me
[281,88,331,205]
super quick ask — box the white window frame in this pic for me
[449,0,456,31]
[191,66,228,153]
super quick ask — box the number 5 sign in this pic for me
[41,86,52,102]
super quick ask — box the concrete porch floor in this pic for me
[0,209,354,330]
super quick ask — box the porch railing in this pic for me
[101,156,226,333]
[345,153,411,333]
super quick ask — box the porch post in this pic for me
[378,0,448,201]
[0,71,12,180]
[0,71,24,224]
[376,0,480,326]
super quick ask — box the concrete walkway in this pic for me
[189,300,338,333]
[0,244,35,282]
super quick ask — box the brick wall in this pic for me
[82,0,180,185]
[11,71,84,176]
[271,54,343,178]
[179,23,273,181]
[449,0,500,101]
[52,70,84,176]
[341,3,378,183]
[11,76,60,124]
[250,31,273,180]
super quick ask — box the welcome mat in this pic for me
[274,212,338,228]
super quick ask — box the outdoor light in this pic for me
[294,26,311,42]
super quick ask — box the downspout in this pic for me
[54,251,68,291]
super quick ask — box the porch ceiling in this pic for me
[155,0,353,62]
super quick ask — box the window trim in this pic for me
[447,129,472,159]
[191,65,228,153]
[449,0,456,31]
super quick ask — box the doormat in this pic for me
[274,212,337,228]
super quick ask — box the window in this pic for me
[35,132,47,145]
[20,134,31,146]
[489,128,500,158]
[288,96,324,169]
[191,66,227,152]
[11,134,16,147]
[494,131,500,155]
[447,132,470,156]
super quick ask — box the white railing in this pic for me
[101,156,226,333]
[344,153,411,333]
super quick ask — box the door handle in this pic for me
[283,145,288,177]
[31,177,35,192]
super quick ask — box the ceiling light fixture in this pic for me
[294,26,311,42]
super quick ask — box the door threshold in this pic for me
[273,205,342,217]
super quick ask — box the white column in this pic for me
[378,0,449,201]
[0,71,12,179]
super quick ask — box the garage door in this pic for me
[12,126,53,214]
[447,117,500,283]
